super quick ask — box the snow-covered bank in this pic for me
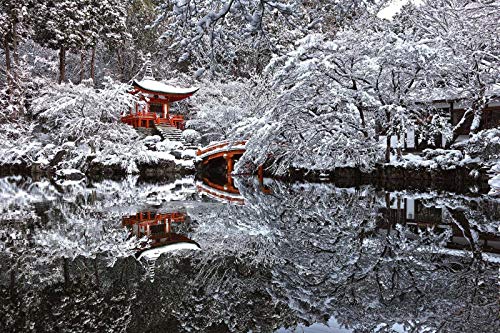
[248,128,500,196]
[272,162,492,195]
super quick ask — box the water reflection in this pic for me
[377,194,500,257]
[197,174,271,204]
[0,175,499,332]
[123,211,199,256]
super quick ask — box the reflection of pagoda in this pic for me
[122,212,200,260]
[377,195,500,255]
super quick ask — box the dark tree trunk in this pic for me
[90,46,96,84]
[12,23,19,83]
[58,45,66,84]
[94,259,100,290]
[3,38,12,96]
[79,49,85,83]
[63,258,70,290]
[10,264,16,299]
[446,95,486,148]
[385,135,391,163]
[117,48,125,81]
[11,23,24,118]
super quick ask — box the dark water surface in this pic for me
[0,175,499,333]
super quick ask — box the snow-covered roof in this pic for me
[137,241,201,261]
[133,79,199,96]
[411,83,500,104]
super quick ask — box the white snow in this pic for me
[488,164,500,197]
[137,242,200,261]
[134,79,198,95]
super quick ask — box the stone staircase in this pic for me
[155,124,187,144]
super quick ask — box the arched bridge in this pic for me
[196,140,247,174]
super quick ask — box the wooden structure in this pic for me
[122,212,199,254]
[121,79,198,130]
[197,140,248,176]
[121,57,198,130]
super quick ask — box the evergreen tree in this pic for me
[33,0,91,84]
[0,0,32,118]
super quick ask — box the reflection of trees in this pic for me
[194,179,500,332]
[0,176,499,332]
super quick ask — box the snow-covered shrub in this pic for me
[182,129,201,145]
[155,140,182,152]
[420,149,471,169]
[456,128,500,165]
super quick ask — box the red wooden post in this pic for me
[226,154,234,174]
[258,165,264,184]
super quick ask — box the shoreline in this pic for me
[0,160,494,195]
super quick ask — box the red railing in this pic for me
[196,140,247,156]
[121,113,185,129]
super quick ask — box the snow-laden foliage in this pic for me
[395,0,500,139]
[181,128,201,145]
[0,81,191,173]
[456,128,500,165]
[187,78,270,144]
[151,0,301,75]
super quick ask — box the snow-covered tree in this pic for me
[150,0,303,76]
[187,78,269,144]
[33,0,93,83]
[0,0,32,118]
[395,0,500,140]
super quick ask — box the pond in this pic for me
[0,175,499,332]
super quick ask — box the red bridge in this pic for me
[196,140,248,175]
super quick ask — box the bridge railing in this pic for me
[196,140,247,157]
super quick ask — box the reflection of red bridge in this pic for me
[197,177,245,204]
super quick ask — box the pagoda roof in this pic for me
[132,79,198,97]
[136,241,201,261]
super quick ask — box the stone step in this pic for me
[154,124,187,143]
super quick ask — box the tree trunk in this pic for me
[117,48,125,81]
[63,258,70,290]
[94,259,100,290]
[90,46,96,84]
[3,38,12,97]
[396,133,403,160]
[12,22,20,83]
[10,264,16,299]
[385,135,391,163]
[58,45,66,84]
[446,97,486,148]
[356,103,366,129]
[79,49,85,83]
[11,22,24,118]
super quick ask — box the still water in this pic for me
[0,175,499,332]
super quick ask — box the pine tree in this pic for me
[0,0,32,118]
[33,0,91,84]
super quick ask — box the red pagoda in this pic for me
[121,55,198,130]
